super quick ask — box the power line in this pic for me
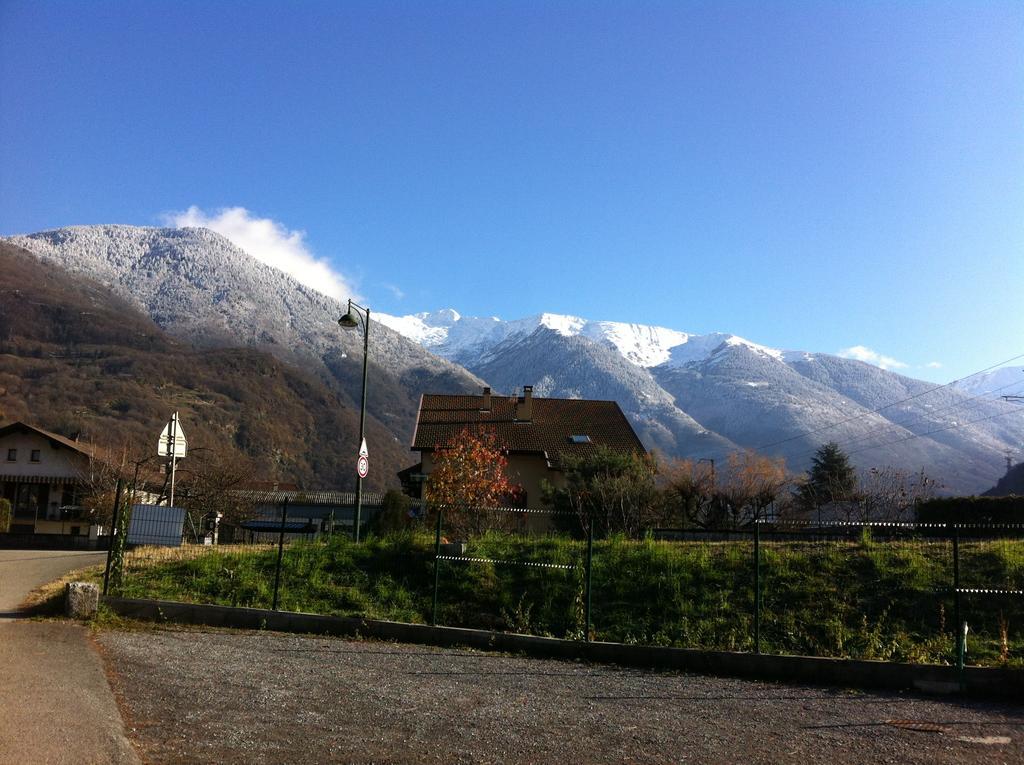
[773,377,1024,464]
[753,352,1024,453]
[844,405,1024,459]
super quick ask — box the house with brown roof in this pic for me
[0,421,103,539]
[408,385,647,514]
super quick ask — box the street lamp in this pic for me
[338,299,370,542]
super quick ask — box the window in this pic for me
[5,449,15,462]
[30,449,40,463]
[569,435,592,444]
[12,484,43,521]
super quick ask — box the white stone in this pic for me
[65,581,99,619]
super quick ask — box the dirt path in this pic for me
[100,628,1024,765]
[0,549,139,765]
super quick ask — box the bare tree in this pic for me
[659,457,716,529]
[76,439,155,530]
[175,447,259,531]
[661,452,792,529]
[858,467,940,522]
[716,450,791,527]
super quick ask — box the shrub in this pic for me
[917,496,1024,534]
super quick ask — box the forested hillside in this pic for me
[0,242,409,489]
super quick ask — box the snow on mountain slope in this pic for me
[6,225,1023,495]
[472,326,740,460]
[954,366,1024,399]
[379,307,1024,493]
[4,226,476,379]
[579,321,691,366]
[4,225,485,448]
[377,309,782,368]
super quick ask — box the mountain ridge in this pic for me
[5,224,1023,494]
[378,307,1024,493]
[0,240,409,489]
[2,226,486,479]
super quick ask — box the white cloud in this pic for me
[925,361,943,369]
[383,283,405,300]
[838,345,908,371]
[164,206,358,301]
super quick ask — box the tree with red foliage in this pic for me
[425,427,522,537]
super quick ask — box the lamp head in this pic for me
[338,299,360,329]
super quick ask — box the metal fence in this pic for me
[102,502,1024,668]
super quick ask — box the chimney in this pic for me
[516,385,533,421]
[481,386,492,411]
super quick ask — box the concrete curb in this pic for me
[102,596,1023,700]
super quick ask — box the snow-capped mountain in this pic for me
[5,225,1023,494]
[379,309,1024,493]
[377,309,781,368]
[3,226,484,445]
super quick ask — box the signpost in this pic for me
[357,438,369,479]
[157,412,187,506]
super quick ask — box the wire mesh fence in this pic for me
[955,526,1024,666]
[428,504,584,636]
[757,523,955,663]
[100,502,1024,667]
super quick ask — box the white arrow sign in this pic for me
[158,412,187,508]
[357,438,369,479]
[158,412,187,459]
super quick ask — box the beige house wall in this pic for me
[504,455,565,509]
[1,431,86,479]
[0,430,95,535]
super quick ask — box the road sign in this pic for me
[357,438,369,478]
[158,412,187,459]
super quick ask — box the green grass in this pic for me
[99,531,1024,667]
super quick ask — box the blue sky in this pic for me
[1,1,1022,383]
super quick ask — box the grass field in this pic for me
[105,531,1024,667]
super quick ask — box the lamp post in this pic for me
[697,458,715,487]
[338,299,370,542]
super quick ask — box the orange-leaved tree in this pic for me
[717,450,790,527]
[424,427,522,538]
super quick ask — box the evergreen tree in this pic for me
[797,441,857,510]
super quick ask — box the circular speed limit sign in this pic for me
[357,454,369,479]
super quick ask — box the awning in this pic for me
[0,475,81,485]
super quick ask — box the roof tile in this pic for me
[412,393,645,465]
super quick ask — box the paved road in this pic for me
[0,550,140,765]
[100,629,1024,765]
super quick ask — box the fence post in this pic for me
[952,524,962,669]
[431,506,443,626]
[272,497,288,611]
[584,514,594,642]
[102,478,124,596]
[754,520,761,654]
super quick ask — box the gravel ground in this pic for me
[97,628,1023,765]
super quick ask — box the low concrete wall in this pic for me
[102,596,1022,700]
